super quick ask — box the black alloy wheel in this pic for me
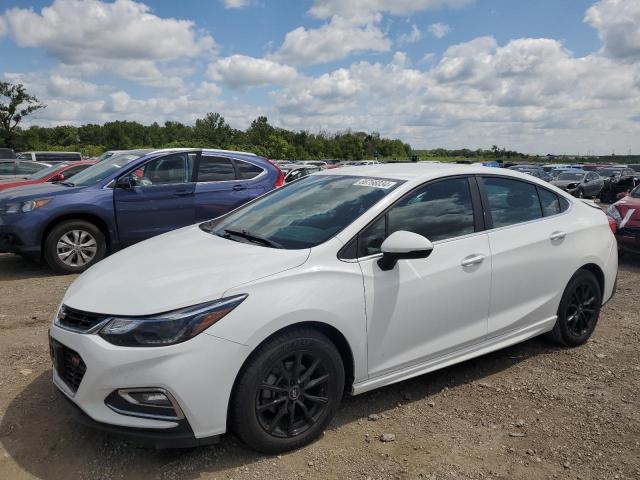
[231,328,344,453]
[255,351,330,438]
[547,269,602,347]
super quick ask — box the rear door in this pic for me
[193,155,265,222]
[114,152,196,245]
[480,176,574,336]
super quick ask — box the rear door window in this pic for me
[197,156,237,182]
[483,177,543,228]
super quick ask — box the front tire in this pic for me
[230,328,345,453]
[547,270,602,347]
[575,188,584,198]
[44,220,106,274]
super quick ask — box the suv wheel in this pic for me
[547,269,602,347]
[230,328,344,453]
[44,220,106,274]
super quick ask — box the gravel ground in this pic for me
[0,251,638,480]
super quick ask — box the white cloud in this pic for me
[222,0,250,8]
[0,0,215,88]
[48,75,99,98]
[272,14,390,65]
[398,24,422,45]
[208,55,298,87]
[428,22,450,38]
[585,0,640,62]
[310,0,474,21]
[271,34,640,154]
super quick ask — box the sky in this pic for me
[0,0,639,155]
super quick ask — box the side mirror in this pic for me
[50,173,65,183]
[378,231,434,271]
[116,176,133,189]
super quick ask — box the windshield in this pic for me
[631,186,640,198]
[27,163,68,180]
[95,151,117,162]
[557,172,585,181]
[202,175,403,249]
[66,153,141,187]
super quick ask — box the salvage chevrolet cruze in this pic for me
[49,164,618,453]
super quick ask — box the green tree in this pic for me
[0,82,46,147]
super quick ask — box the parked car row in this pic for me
[0,149,283,273]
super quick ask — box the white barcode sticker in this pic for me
[353,178,397,189]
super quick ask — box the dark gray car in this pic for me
[551,171,603,198]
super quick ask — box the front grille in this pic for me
[58,305,107,332]
[619,226,640,236]
[51,338,86,393]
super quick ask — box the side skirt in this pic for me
[352,316,557,396]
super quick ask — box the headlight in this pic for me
[607,204,622,224]
[98,294,247,347]
[0,198,50,215]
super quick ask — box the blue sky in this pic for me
[1,0,639,154]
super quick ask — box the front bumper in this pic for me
[49,322,251,442]
[0,218,42,256]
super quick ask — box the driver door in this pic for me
[356,176,491,378]
[114,152,197,245]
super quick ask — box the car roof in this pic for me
[317,162,533,182]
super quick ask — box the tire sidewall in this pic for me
[44,220,106,274]
[556,270,602,346]
[232,331,344,453]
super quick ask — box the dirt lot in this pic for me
[0,252,639,480]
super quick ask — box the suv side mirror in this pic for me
[378,231,434,271]
[50,173,65,183]
[116,176,133,189]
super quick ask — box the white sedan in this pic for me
[49,163,617,453]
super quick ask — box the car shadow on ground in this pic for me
[1,337,561,480]
[0,253,58,281]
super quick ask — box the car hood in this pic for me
[614,196,640,229]
[0,179,38,192]
[63,225,311,316]
[0,182,86,202]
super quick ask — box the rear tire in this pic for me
[547,270,602,347]
[230,328,345,453]
[44,220,106,274]
[576,188,584,198]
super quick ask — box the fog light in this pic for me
[129,391,172,407]
[105,388,185,421]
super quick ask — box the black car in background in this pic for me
[597,167,638,203]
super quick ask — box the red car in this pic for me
[0,161,95,192]
[607,185,640,255]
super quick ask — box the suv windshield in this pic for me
[27,163,68,180]
[66,153,142,187]
[558,172,585,181]
[202,175,403,249]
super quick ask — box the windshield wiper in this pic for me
[60,181,75,187]
[220,228,283,249]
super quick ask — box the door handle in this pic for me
[550,231,567,241]
[173,190,194,197]
[233,184,246,191]
[461,254,486,267]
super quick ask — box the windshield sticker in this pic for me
[353,179,397,189]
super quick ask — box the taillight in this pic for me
[607,216,617,234]
[274,168,285,188]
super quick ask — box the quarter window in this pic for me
[235,160,264,180]
[197,156,236,182]
[483,177,543,228]
[537,187,561,216]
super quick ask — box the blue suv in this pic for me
[0,149,284,273]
